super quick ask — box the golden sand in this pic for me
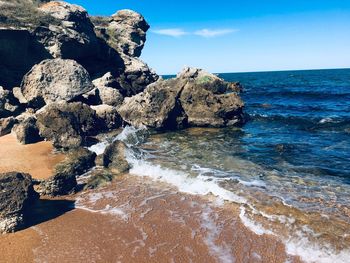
[0,134,64,179]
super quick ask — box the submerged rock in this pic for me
[37,148,96,196]
[36,101,99,149]
[103,140,130,174]
[118,67,245,129]
[21,59,94,106]
[84,170,114,190]
[0,172,39,234]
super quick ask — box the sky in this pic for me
[68,0,350,74]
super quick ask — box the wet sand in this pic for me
[0,134,64,179]
[0,175,303,263]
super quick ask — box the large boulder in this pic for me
[103,140,130,174]
[92,72,124,107]
[118,78,187,130]
[118,67,245,129]
[0,172,39,233]
[36,148,96,196]
[21,59,94,106]
[36,101,99,149]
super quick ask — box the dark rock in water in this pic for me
[36,101,99,149]
[118,67,245,129]
[21,59,94,107]
[228,82,244,93]
[0,86,22,118]
[91,105,122,130]
[0,172,39,233]
[37,148,96,196]
[0,117,18,136]
[103,140,130,174]
[12,116,41,144]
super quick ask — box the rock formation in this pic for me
[0,172,39,233]
[118,67,245,129]
[103,140,130,174]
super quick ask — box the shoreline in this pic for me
[0,175,303,263]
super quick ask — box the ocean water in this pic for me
[89,69,350,262]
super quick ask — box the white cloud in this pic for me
[152,28,189,37]
[194,28,238,38]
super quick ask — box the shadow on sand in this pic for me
[21,199,75,230]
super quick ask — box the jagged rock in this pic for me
[118,57,159,96]
[99,9,150,58]
[0,172,39,233]
[118,78,187,129]
[21,59,94,106]
[179,68,245,127]
[36,148,96,196]
[0,86,21,118]
[84,170,114,190]
[12,116,41,144]
[91,105,122,130]
[103,140,130,174]
[36,101,99,149]
[12,87,28,104]
[118,67,244,129]
[0,117,17,136]
[92,73,124,107]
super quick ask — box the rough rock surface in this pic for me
[36,101,99,149]
[0,117,17,136]
[91,105,122,130]
[103,140,130,174]
[37,148,96,196]
[92,73,124,107]
[12,116,41,144]
[0,172,39,233]
[21,59,94,106]
[118,67,245,129]
[0,86,21,118]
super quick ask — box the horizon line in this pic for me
[160,67,350,76]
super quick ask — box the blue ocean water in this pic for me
[219,69,350,180]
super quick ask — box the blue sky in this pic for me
[68,0,350,74]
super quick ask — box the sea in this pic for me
[88,68,350,262]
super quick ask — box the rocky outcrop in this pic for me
[0,117,17,136]
[12,116,41,144]
[118,67,245,129]
[91,73,124,107]
[0,172,39,233]
[0,86,21,118]
[36,148,96,196]
[21,59,94,107]
[36,101,99,149]
[91,105,122,130]
[103,140,130,174]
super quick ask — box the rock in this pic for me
[92,73,124,107]
[12,116,41,144]
[0,172,39,233]
[0,117,17,136]
[101,9,150,58]
[228,82,244,93]
[36,148,96,196]
[91,105,122,130]
[118,57,159,96]
[118,78,187,129]
[103,140,130,174]
[84,170,114,190]
[118,67,245,129]
[21,59,94,106]
[0,86,21,118]
[92,72,119,89]
[12,87,28,104]
[36,101,99,149]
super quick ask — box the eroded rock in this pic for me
[103,140,130,174]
